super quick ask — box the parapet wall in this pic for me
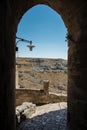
[16,89,67,106]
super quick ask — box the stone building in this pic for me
[0,0,87,130]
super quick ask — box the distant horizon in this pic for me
[16,56,67,60]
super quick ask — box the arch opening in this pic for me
[16,4,68,130]
[1,1,87,130]
[16,4,68,59]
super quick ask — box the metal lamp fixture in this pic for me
[27,40,35,51]
[16,36,35,51]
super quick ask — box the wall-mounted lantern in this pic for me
[27,40,35,51]
[16,36,35,52]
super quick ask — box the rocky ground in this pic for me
[16,58,67,94]
[16,102,67,130]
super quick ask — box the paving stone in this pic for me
[16,102,67,130]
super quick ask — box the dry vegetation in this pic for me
[16,57,68,94]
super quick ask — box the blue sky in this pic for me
[16,4,68,59]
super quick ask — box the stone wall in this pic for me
[16,80,67,106]
[16,88,67,106]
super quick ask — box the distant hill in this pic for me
[16,57,67,94]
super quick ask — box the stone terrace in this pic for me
[17,102,67,130]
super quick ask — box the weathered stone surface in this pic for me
[16,102,36,126]
[17,102,67,130]
[16,88,67,106]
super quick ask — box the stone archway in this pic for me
[0,1,87,130]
